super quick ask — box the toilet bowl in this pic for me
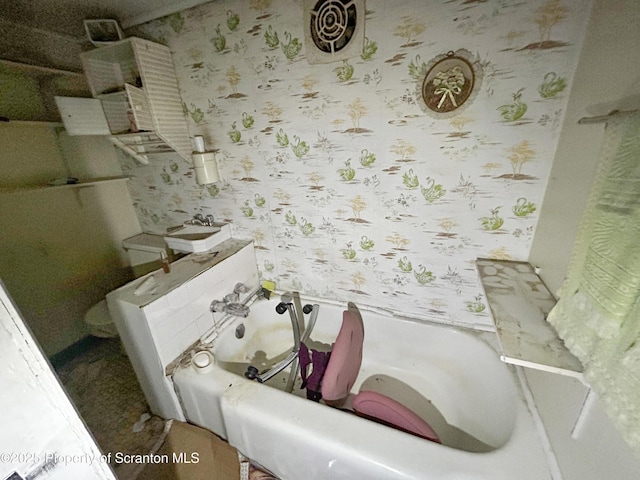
[85,299,119,338]
[83,233,171,338]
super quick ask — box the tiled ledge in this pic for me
[477,258,583,378]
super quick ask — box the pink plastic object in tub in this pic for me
[353,390,440,443]
[321,303,440,442]
[321,304,364,404]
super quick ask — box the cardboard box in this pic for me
[137,421,240,480]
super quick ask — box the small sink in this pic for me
[164,223,231,253]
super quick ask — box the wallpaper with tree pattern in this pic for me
[122,0,591,329]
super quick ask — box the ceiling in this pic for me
[0,0,211,38]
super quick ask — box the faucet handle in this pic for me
[210,300,227,312]
[234,282,249,294]
[224,292,239,304]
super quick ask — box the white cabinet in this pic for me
[56,37,191,165]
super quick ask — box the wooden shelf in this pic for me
[0,59,83,77]
[477,258,583,378]
[0,176,130,194]
[0,59,90,123]
[0,120,63,127]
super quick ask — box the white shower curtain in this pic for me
[548,111,640,457]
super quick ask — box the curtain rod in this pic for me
[578,109,638,124]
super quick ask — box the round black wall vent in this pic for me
[309,0,358,54]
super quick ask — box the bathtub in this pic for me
[173,295,554,479]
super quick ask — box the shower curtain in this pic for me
[548,111,640,456]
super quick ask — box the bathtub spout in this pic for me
[224,303,250,318]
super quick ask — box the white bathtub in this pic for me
[173,295,554,479]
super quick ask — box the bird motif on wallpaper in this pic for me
[497,88,527,121]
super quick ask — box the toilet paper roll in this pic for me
[192,152,215,166]
[192,152,220,184]
[193,135,206,153]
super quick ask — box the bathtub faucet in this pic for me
[211,301,250,318]
[210,283,253,318]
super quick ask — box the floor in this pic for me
[53,337,166,480]
[53,336,277,480]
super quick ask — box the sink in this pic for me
[164,223,231,253]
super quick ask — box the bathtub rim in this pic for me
[173,349,556,480]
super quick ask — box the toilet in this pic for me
[85,299,119,338]
[84,233,171,338]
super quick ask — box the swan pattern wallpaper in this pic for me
[122,0,591,328]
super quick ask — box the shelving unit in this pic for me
[477,258,583,378]
[56,37,192,165]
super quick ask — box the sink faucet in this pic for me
[190,213,216,226]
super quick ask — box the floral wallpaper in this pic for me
[122,0,591,328]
